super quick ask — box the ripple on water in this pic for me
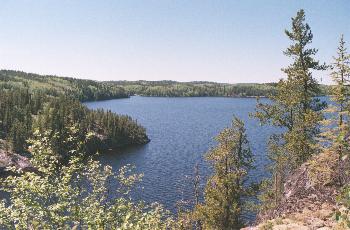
[85,97,287,215]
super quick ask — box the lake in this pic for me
[85,96,280,212]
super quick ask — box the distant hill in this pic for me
[0,70,149,157]
[0,70,331,99]
[109,80,330,97]
[0,70,128,102]
[108,80,278,97]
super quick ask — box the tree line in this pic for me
[0,70,129,101]
[109,80,332,98]
[1,9,350,229]
[0,67,331,100]
[111,81,279,97]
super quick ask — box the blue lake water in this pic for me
[85,96,280,212]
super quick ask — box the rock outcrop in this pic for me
[257,162,339,222]
[244,152,348,229]
[0,148,33,175]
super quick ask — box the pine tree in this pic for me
[318,35,350,185]
[254,9,327,208]
[282,9,327,164]
[330,35,350,152]
[194,116,254,230]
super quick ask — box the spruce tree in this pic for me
[194,116,254,230]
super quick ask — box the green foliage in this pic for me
[325,36,350,229]
[254,9,326,211]
[193,116,255,230]
[1,70,331,99]
[335,186,350,228]
[316,35,350,186]
[0,128,170,229]
[112,80,331,98]
[0,70,128,102]
[0,77,149,155]
[0,89,36,152]
[113,80,278,97]
[258,221,274,230]
[330,35,350,110]
[319,35,350,154]
[33,96,149,158]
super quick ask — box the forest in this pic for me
[1,9,350,230]
[0,70,129,101]
[110,80,330,97]
[0,70,149,158]
[110,81,279,97]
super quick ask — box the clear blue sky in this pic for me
[0,1,349,84]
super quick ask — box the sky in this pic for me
[0,1,349,84]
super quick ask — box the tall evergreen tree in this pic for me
[281,9,327,164]
[332,35,350,159]
[254,9,326,207]
[331,35,350,127]
[194,116,254,230]
[320,35,350,148]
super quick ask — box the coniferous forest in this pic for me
[109,80,332,98]
[0,70,149,157]
[1,8,350,230]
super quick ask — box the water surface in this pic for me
[85,96,279,211]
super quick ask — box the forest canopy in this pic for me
[0,70,149,158]
[0,70,129,101]
[109,80,330,97]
